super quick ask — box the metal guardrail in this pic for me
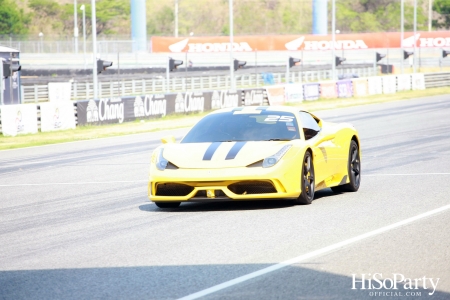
[22,67,375,103]
[424,72,450,88]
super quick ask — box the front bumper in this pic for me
[148,159,302,202]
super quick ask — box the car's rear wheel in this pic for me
[331,140,361,193]
[293,151,315,205]
[154,202,181,208]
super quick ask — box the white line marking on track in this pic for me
[365,173,450,176]
[177,204,450,300]
[0,180,147,187]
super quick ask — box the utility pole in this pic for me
[429,0,433,32]
[401,0,404,74]
[331,0,336,80]
[413,0,417,73]
[91,0,98,100]
[229,0,235,91]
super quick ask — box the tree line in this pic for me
[1,0,449,38]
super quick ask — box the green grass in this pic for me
[1,87,450,151]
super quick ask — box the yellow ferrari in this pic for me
[148,106,360,208]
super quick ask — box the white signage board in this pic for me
[1,104,38,136]
[40,102,76,132]
[284,84,304,103]
[411,73,426,90]
[397,74,411,91]
[368,77,383,95]
[382,76,397,94]
[48,82,72,102]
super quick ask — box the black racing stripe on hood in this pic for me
[203,142,222,160]
[225,142,247,160]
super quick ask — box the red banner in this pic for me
[151,31,450,53]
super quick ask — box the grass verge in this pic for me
[1,86,450,151]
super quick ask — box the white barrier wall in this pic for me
[397,74,412,91]
[382,76,397,94]
[40,102,76,132]
[0,104,38,136]
[412,73,426,90]
[368,77,383,95]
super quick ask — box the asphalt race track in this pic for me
[1,95,449,300]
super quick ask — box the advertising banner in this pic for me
[243,89,266,106]
[210,90,242,110]
[397,74,412,91]
[284,84,303,103]
[337,80,353,98]
[1,104,38,136]
[265,86,285,106]
[40,102,76,132]
[303,83,320,101]
[152,31,450,53]
[320,82,337,98]
[368,77,383,95]
[412,73,426,90]
[77,94,173,126]
[352,79,369,97]
[382,76,397,94]
[48,82,72,102]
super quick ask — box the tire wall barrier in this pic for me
[0,73,429,134]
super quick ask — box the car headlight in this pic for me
[262,145,292,168]
[152,148,168,171]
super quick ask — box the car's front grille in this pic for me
[155,183,194,196]
[228,181,277,195]
[193,190,226,198]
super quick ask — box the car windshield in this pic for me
[181,110,300,143]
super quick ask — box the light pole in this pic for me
[80,4,86,67]
[229,0,235,91]
[91,0,98,100]
[39,32,44,53]
[413,0,417,73]
[331,0,336,80]
[74,0,79,54]
[401,0,404,74]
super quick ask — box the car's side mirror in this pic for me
[161,135,176,144]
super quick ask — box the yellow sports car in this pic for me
[148,106,360,208]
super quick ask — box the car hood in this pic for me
[162,141,291,169]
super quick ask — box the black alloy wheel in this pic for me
[331,140,361,193]
[154,202,181,208]
[293,151,315,205]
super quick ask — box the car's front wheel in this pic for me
[331,140,361,193]
[293,151,315,205]
[154,202,181,208]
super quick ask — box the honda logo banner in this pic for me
[152,31,450,53]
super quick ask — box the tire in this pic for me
[331,140,361,193]
[154,202,181,208]
[293,151,315,205]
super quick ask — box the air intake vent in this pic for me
[156,183,194,196]
[228,181,276,195]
